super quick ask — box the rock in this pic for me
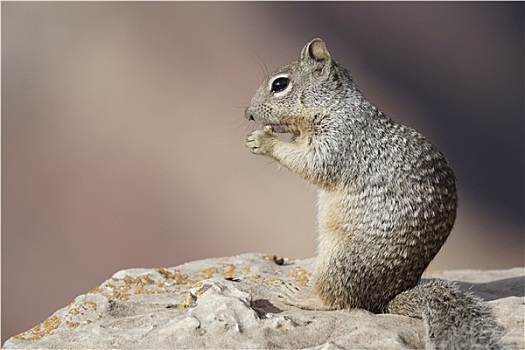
[3,253,524,349]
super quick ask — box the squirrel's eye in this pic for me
[271,77,289,93]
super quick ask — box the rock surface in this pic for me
[3,253,524,349]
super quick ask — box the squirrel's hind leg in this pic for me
[278,282,336,311]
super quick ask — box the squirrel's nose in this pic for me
[245,106,255,121]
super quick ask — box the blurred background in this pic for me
[2,2,523,343]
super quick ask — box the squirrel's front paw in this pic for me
[245,130,275,155]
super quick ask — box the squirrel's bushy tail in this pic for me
[388,279,504,350]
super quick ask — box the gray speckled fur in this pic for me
[244,38,504,349]
[389,279,504,350]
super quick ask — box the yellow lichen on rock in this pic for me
[198,263,243,279]
[287,267,312,287]
[12,315,61,341]
[158,268,195,285]
[67,301,97,316]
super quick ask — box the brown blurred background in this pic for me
[2,2,523,343]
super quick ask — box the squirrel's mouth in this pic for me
[263,124,293,134]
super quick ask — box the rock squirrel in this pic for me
[245,38,504,349]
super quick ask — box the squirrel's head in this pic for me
[245,38,356,135]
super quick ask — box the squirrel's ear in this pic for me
[301,38,331,65]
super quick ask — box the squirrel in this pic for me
[244,38,504,349]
